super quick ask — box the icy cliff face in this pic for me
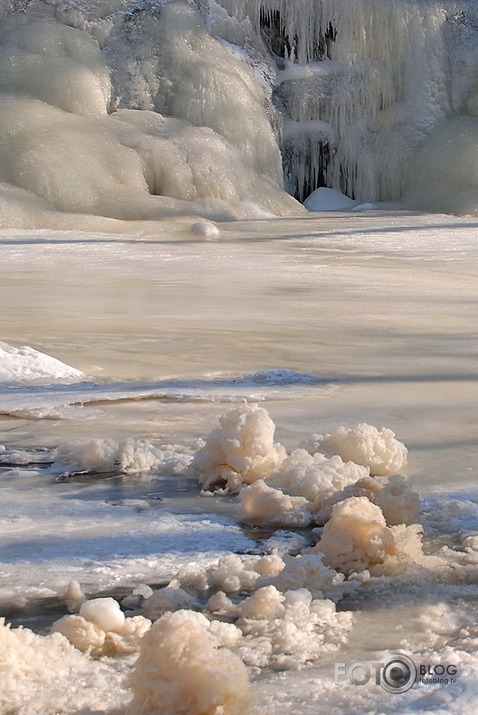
[206,0,478,205]
[1,0,478,223]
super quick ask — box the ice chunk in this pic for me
[191,220,220,237]
[53,437,162,475]
[268,448,369,505]
[235,586,353,670]
[142,586,199,620]
[309,423,408,476]
[128,610,251,715]
[240,479,313,527]
[50,614,106,656]
[51,611,151,657]
[79,597,125,633]
[316,496,423,575]
[190,404,286,491]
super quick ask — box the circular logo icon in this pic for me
[380,654,417,694]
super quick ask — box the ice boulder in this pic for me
[128,610,251,715]
[308,423,408,476]
[190,404,286,491]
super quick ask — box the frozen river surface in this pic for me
[1,211,477,714]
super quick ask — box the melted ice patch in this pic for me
[0,342,84,385]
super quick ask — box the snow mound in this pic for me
[0,341,84,385]
[304,187,358,211]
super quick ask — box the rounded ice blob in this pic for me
[128,609,251,715]
[311,423,408,476]
[304,187,358,211]
[316,496,423,576]
[79,597,125,633]
[190,403,287,491]
[191,220,220,237]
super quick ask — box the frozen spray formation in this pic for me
[0,0,478,226]
[128,610,251,715]
[51,597,152,657]
[5,403,472,713]
[190,403,287,491]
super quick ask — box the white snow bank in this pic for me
[190,403,287,491]
[128,610,251,715]
[305,422,408,476]
[0,341,84,385]
[304,187,358,211]
[51,597,151,657]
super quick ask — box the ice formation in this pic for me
[0,341,84,384]
[0,617,128,712]
[267,448,369,503]
[240,479,313,526]
[235,586,352,670]
[315,496,424,576]
[0,0,476,226]
[52,437,163,475]
[51,597,152,657]
[304,187,358,211]
[306,423,408,476]
[0,1,303,229]
[190,403,287,491]
[128,610,251,715]
[191,406,417,529]
[138,550,354,672]
[191,220,221,237]
[1,399,460,710]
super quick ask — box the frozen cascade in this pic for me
[0,0,478,222]
[206,0,473,203]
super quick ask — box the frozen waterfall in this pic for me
[0,0,478,225]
